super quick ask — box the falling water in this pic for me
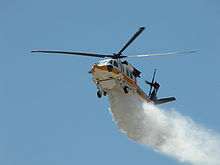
[108,88,220,165]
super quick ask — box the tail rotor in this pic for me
[145,69,157,97]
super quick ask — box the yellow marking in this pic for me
[91,65,120,74]
[122,75,136,87]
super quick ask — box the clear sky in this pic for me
[1,0,220,165]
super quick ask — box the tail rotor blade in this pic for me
[145,80,152,85]
[147,69,156,96]
[151,69,156,84]
[148,85,153,96]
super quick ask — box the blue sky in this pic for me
[1,0,220,165]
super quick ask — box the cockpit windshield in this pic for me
[95,59,112,66]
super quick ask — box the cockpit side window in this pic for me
[113,61,118,68]
[108,60,113,65]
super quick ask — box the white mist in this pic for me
[108,88,220,165]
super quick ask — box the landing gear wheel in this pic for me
[123,86,129,94]
[103,91,107,96]
[97,91,102,98]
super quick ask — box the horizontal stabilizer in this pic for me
[154,97,176,105]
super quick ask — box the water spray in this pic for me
[109,88,220,165]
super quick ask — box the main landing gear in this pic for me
[97,90,102,98]
[97,90,107,98]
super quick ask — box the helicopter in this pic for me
[31,27,196,105]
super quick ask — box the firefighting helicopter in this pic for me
[31,27,196,104]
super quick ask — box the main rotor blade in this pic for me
[127,51,197,58]
[116,27,145,56]
[31,50,113,58]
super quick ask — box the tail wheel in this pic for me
[97,91,102,98]
[123,86,129,94]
